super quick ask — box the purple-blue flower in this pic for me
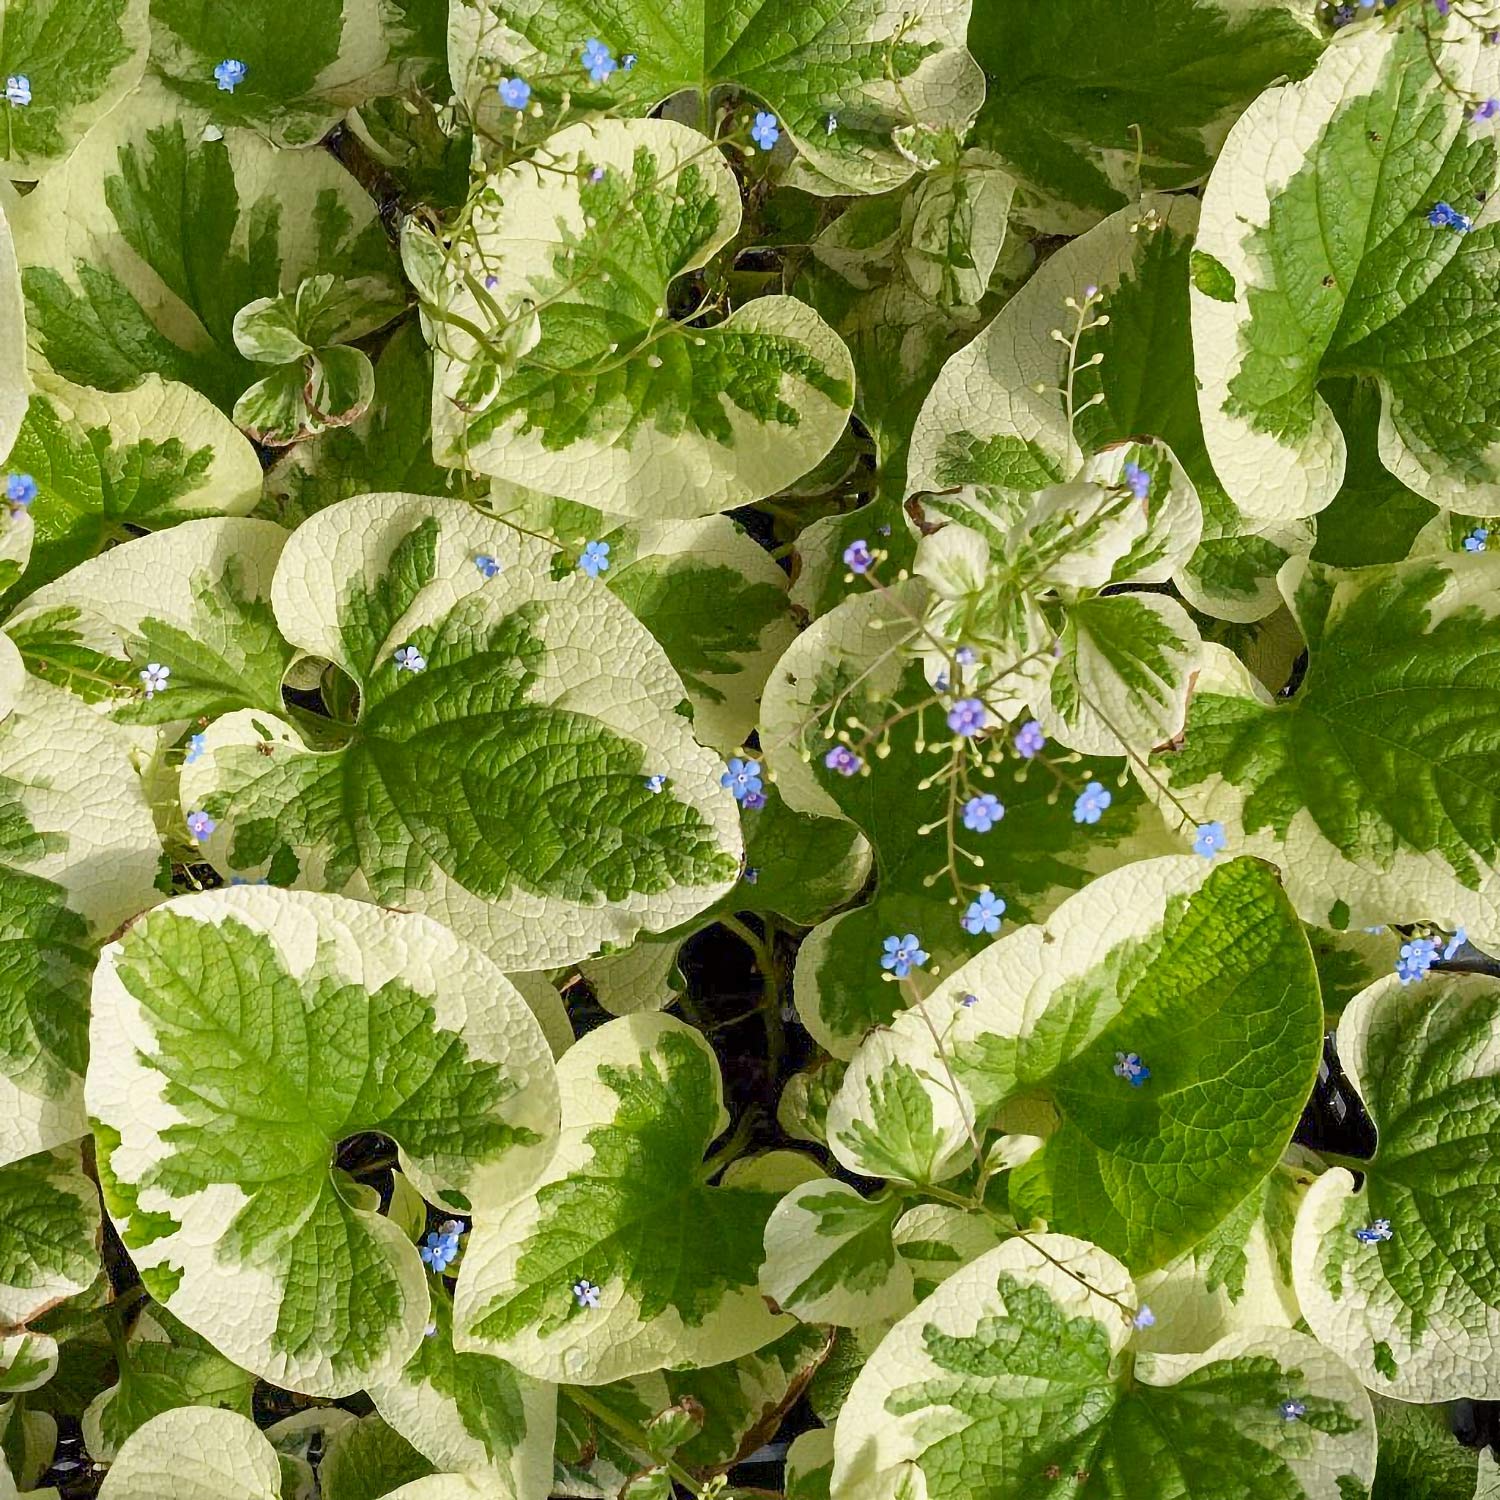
[1192,821,1227,859]
[1114,1051,1150,1086]
[1132,1305,1155,1329]
[824,744,863,777]
[393,645,427,673]
[880,933,928,979]
[4,75,29,107]
[579,540,611,577]
[497,76,531,109]
[421,1221,464,1273]
[580,38,617,83]
[213,59,247,93]
[722,758,763,801]
[843,539,873,574]
[1014,720,1045,759]
[1123,462,1150,500]
[185,810,216,842]
[1396,936,1439,984]
[474,553,502,577]
[185,733,207,765]
[1280,1399,1306,1422]
[959,992,979,1007]
[962,793,1004,832]
[644,774,667,794]
[1443,926,1468,961]
[743,867,759,884]
[1429,200,1473,232]
[573,1277,601,1308]
[742,788,767,810]
[5,472,36,506]
[955,645,976,668]
[1476,97,1500,120]
[947,697,987,737]
[751,111,780,150]
[1354,1218,1393,1245]
[1074,781,1111,824]
[961,889,1005,935]
[139,663,170,698]
[1464,527,1489,552]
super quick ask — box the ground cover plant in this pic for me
[4,0,1500,1495]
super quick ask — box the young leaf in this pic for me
[0,1144,100,1327]
[832,1234,1375,1500]
[87,886,562,1395]
[1294,971,1500,1399]
[454,1013,792,1384]
[425,117,854,518]
[786,1427,835,1500]
[0,1331,59,1395]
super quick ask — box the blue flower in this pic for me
[420,1224,463,1273]
[1443,926,1468,961]
[843,538,873,574]
[1132,1305,1155,1329]
[947,697,987,737]
[1279,1399,1306,1422]
[1114,1051,1150,1086]
[1464,526,1489,552]
[581,38,617,83]
[185,810,216,842]
[1014,719,1045,759]
[742,788,766,810]
[751,111,780,150]
[825,112,838,134]
[573,1277,601,1308]
[955,645,977,668]
[497,76,531,109]
[1428,200,1473,232]
[5,472,36,506]
[743,866,759,884]
[4,75,30,107]
[1476,97,1500,120]
[139,662,171,698]
[185,732,207,765]
[644,774,667,794]
[1192,821,1227,859]
[880,933,928,978]
[959,992,979,1007]
[1123,462,1150,500]
[962,793,1004,833]
[1354,1218,1393,1244]
[393,645,427,673]
[621,52,637,69]
[474,553,502,577]
[824,744,863,777]
[579,540,611,577]
[590,165,606,182]
[1074,781,1112,824]
[961,889,1006,935]
[722,758,763,801]
[1395,936,1439,984]
[213,59,247,93]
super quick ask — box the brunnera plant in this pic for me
[4,1,1500,1497]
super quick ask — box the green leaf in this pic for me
[425,118,854,518]
[183,494,742,966]
[13,81,399,412]
[786,1427,835,1500]
[86,886,561,1395]
[94,1407,283,1500]
[0,1332,59,1395]
[448,0,981,195]
[831,1234,1375,1500]
[968,0,1322,231]
[234,344,375,445]
[455,1013,792,1384]
[1294,971,1500,1399]
[1370,1396,1478,1500]
[1155,553,1500,944]
[318,1414,434,1500]
[0,1144,100,1326]
[1195,22,1500,518]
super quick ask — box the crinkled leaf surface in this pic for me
[1194,22,1500,518]
[0,1331,58,1395]
[318,1413,434,1500]
[0,1144,99,1327]
[448,0,980,194]
[1294,971,1500,1399]
[455,1013,792,1384]
[1155,553,1500,945]
[181,493,741,966]
[832,1234,1375,1500]
[86,886,561,1395]
[95,1406,282,1500]
[427,117,853,518]
[1370,1395,1479,1500]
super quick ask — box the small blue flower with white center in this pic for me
[213,59,247,93]
[573,1278,601,1308]
[1444,926,1468,961]
[1015,719,1045,759]
[185,733,207,765]
[750,111,780,150]
[644,773,667,794]
[843,538,873,574]
[5,472,36,506]
[621,52,637,69]
[1476,97,1500,120]
[140,662,170,698]
[955,645,977,668]
[1074,780,1111,824]
[1464,526,1489,552]
[1428,201,1473,232]
[947,697,987,737]
[1280,1399,1306,1422]
[579,540,611,577]
[824,744,863,776]
[962,793,1004,833]
[1395,936,1439,983]
[722,758,763,801]
[580,38,617,83]
[1132,1305,1155,1329]
[962,889,1005,935]
[4,75,30,107]
[419,1224,462,1273]
[497,76,531,109]
[880,933,928,979]
[1122,462,1150,501]
[185,810,216,843]
[1192,820,1227,859]
[1114,1051,1150,1086]
[393,645,426,673]
[1354,1218,1393,1245]
[474,553,502,578]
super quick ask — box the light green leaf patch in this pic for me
[1195,22,1500,518]
[0,201,29,468]
[1370,1395,1479,1500]
[455,1013,792,1385]
[0,666,161,1167]
[425,117,853,519]
[1294,971,1500,1399]
[183,494,741,966]
[95,1406,282,1500]
[0,0,147,180]
[317,1413,433,1500]
[0,373,263,609]
[448,0,981,195]
[831,1233,1375,1500]
[1154,553,1500,947]
[0,1331,58,1395]
[968,0,1322,232]
[832,856,1324,1271]
[86,886,562,1395]
[786,1427,834,1500]
[12,81,399,412]
[6,518,292,723]
[0,1144,100,1326]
